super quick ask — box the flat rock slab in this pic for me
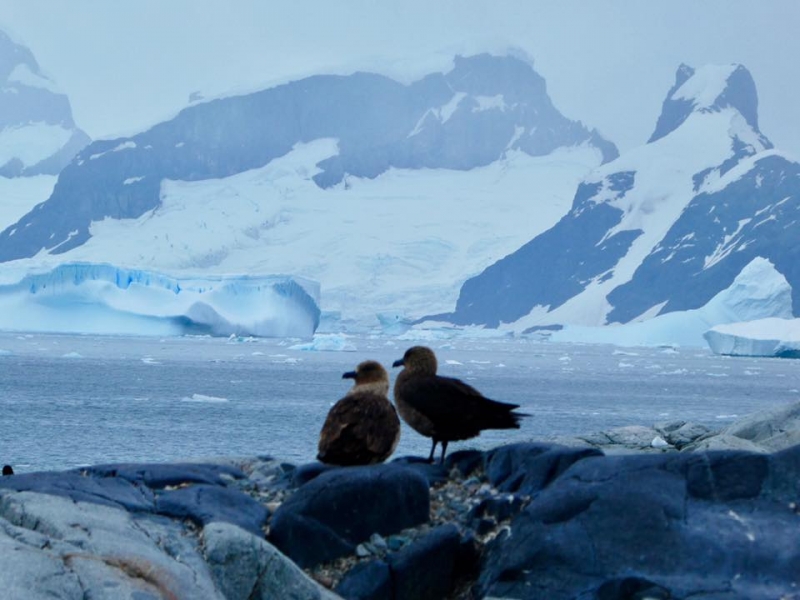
[0,471,155,512]
[0,490,225,599]
[156,483,270,538]
[81,461,246,488]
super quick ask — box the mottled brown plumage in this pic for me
[317,360,401,466]
[393,346,526,463]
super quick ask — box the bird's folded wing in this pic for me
[399,375,494,418]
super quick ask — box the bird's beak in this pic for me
[392,359,404,368]
[342,371,357,380]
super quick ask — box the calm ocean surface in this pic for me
[1,332,798,473]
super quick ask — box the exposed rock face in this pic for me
[1,402,800,599]
[203,522,339,600]
[478,446,800,599]
[0,461,330,600]
[443,63,800,328]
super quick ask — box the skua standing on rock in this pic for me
[317,360,401,466]
[392,346,527,463]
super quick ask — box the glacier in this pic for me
[0,262,320,338]
[541,257,793,348]
[28,139,602,325]
[704,319,800,358]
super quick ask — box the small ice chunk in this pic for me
[651,436,670,448]
[182,394,228,403]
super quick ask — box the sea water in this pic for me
[1,332,798,473]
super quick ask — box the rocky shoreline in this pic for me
[1,401,799,599]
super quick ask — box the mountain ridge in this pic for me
[440,62,799,330]
[0,52,616,264]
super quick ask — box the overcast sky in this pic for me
[2,1,798,157]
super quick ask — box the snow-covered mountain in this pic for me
[0,53,616,325]
[0,31,89,178]
[442,63,800,330]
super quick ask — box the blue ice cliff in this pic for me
[0,262,320,337]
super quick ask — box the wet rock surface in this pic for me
[0,401,799,599]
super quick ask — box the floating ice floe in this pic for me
[705,317,800,358]
[181,394,228,403]
[289,333,357,352]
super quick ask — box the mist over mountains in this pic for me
[0,52,615,263]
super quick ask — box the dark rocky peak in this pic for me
[0,29,39,81]
[445,53,548,103]
[0,29,90,176]
[649,63,771,148]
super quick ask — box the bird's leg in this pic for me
[427,439,438,463]
[440,441,448,465]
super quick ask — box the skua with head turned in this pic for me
[317,360,401,466]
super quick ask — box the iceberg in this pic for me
[704,318,800,358]
[544,257,793,348]
[0,262,320,338]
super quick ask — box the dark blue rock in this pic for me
[0,472,154,512]
[685,451,768,501]
[155,484,269,538]
[388,524,461,600]
[79,462,246,489]
[485,442,603,494]
[478,449,800,599]
[596,576,671,600]
[471,517,496,536]
[765,443,800,501]
[290,461,339,487]
[269,464,430,568]
[390,456,448,485]
[335,560,392,600]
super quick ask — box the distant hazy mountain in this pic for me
[0,53,617,263]
[0,31,89,178]
[443,63,800,329]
